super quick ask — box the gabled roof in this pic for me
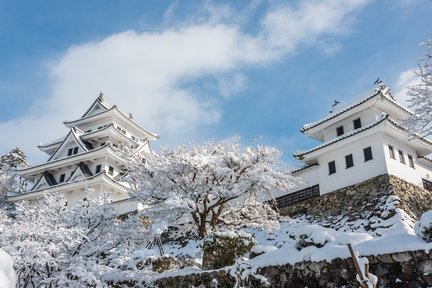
[64,105,158,140]
[301,86,412,133]
[11,171,128,201]
[31,171,57,191]
[81,94,111,118]
[295,113,432,160]
[17,144,123,177]
[47,127,88,162]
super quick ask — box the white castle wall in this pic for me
[317,134,387,195]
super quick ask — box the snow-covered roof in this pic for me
[301,85,412,133]
[81,94,111,118]
[295,113,432,160]
[10,171,128,201]
[17,144,123,177]
[64,105,158,140]
[291,163,319,174]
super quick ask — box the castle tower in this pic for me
[9,94,158,213]
[275,84,432,208]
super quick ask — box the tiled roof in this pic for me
[295,114,432,160]
[301,87,412,133]
[81,96,111,118]
[295,114,389,159]
[291,163,319,174]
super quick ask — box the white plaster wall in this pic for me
[382,135,432,188]
[318,134,387,194]
[322,108,378,142]
[280,166,319,197]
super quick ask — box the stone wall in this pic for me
[155,250,432,288]
[389,175,432,219]
[279,174,432,222]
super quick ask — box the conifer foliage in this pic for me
[0,147,30,198]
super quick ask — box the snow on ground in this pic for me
[0,249,16,288]
[128,203,432,283]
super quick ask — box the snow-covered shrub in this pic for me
[202,231,256,270]
[151,255,182,273]
[229,260,270,288]
[415,210,432,242]
[294,225,335,250]
[249,245,277,258]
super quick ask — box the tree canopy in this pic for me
[121,139,297,239]
[403,33,432,138]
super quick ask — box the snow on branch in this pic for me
[118,138,298,239]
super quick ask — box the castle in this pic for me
[7,84,432,214]
[8,94,158,213]
[274,83,432,209]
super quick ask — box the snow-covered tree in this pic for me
[120,138,297,239]
[403,33,432,138]
[0,147,30,198]
[0,190,148,287]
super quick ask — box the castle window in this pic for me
[363,147,373,162]
[408,155,415,168]
[398,150,405,164]
[95,165,102,173]
[59,174,65,183]
[336,126,344,137]
[73,147,79,155]
[345,154,354,169]
[117,126,122,131]
[423,179,432,192]
[388,145,395,159]
[67,148,73,156]
[108,166,114,176]
[353,118,362,129]
[122,129,126,135]
[328,161,336,175]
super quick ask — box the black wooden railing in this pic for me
[274,185,320,208]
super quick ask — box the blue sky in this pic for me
[0,0,431,167]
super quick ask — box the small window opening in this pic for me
[59,174,65,183]
[408,155,415,168]
[336,126,344,137]
[95,165,102,174]
[108,166,114,176]
[328,161,336,175]
[364,147,373,162]
[398,150,405,164]
[353,118,362,129]
[388,145,395,159]
[345,154,354,169]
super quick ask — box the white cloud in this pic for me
[0,0,369,163]
[393,68,419,107]
[218,73,248,99]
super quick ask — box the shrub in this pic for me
[202,231,256,270]
[294,224,334,250]
[415,210,432,242]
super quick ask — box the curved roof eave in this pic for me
[301,89,412,133]
[295,115,432,160]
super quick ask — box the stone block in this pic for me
[392,252,412,262]
[418,259,432,275]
